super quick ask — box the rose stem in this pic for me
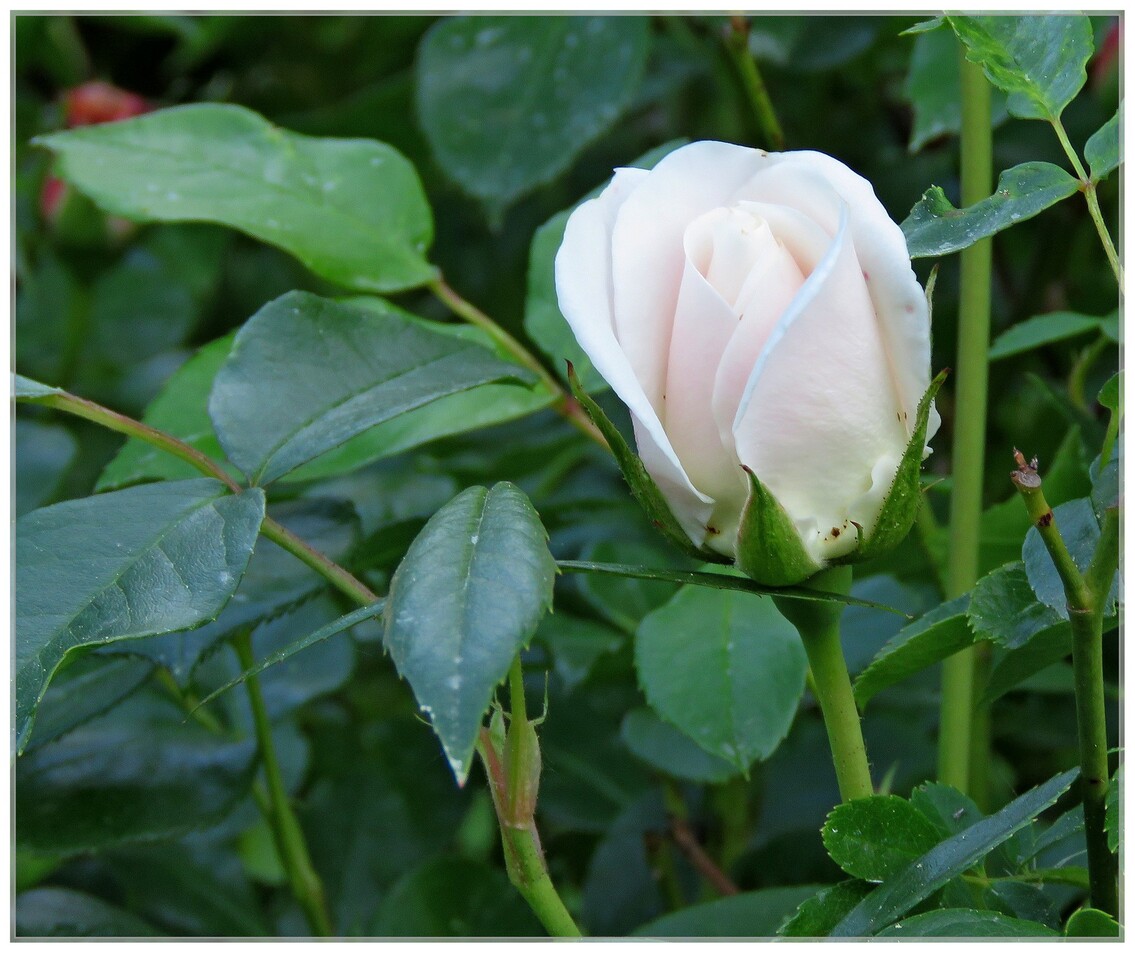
[725,15,785,151]
[938,49,993,803]
[776,566,874,802]
[427,275,608,449]
[1011,458,1119,916]
[234,630,334,937]
[476,659,583,938]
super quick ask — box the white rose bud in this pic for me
[555,141,941,586]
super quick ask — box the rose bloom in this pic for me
[555,141,938,570]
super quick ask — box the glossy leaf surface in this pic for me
[15,478,264,750]
[37,103,436,292]
[383,483,556,783]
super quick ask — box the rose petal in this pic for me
[608,141,775,411]
[760,151,938,447]
[555,167,715,545]
[732,205,910,563]
[659,210,761,524]
[709,214,809,462]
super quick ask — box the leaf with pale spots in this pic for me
[15,479,264,752]
[35,103,436,292]
[383,483,556,784]
[830,769,1078,936]
[822,795,944,882]
[635,585,807,773]
[945,15,1093,123]
[903,162,1079,258]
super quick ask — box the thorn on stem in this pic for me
[1010,448,1042,490]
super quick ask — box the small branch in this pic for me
[260,517,378,605]
[1009,451,1091,609]
[1050,116,1123,291]
[668,815,740,897]
[428,275,607,449]
[34,390,240,492]
[234,631,333,937]
[28,385,380,608]
[724,15,785,150]
[1084,184,1123,292]
[1010,451,1118,916]
[477,722,583,938]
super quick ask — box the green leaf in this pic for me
[208,291,532,485]
[636,885,823,937]
[569,538,683,633]
[15,478,264,751]
[416,16,650,217]
[904,27,1008,152]
[982,624,1074,704]
[853,370,947,560]
[823,795,944,882]
[524,138,687,389]
[383,483,556,783]
[989,311,1108,361]
[968,561,1065,648]
[16,888,162,938]
[1105,764,1121,853]
[779,881,873,937]
[13,373,65,399]
[1065,907,1120,937]
[853,595,973,709]
[22,654,153,753]
[370,857,541,936]
[100,842,270,936]
[581,793,667,934]
[1086,106,1121,181]
[635,586,807,772]
[1098,369,1121,412]
[946,14,1093,121]
[127,498,359,683]
[829,768,1078,937]
[98,334,236,490]
[900,17,944,35]
[100,318,550,490]
[301,720,471,934]
[35,102,436,292]
[879,909,1058,937]
[194,600,384,711]
[525,207,605,391]
[16,691,257,853]
[735,469,822,586]
[15,419,77,516]
[566,364,728,564]
[1023,498,1118,618]
[903,161,1080,258]
[620,707,739,784]
[558,560,910,615]
[910,782,983,837]
[536,614,622,692]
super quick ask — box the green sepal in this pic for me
[566,363,729,565]
[853,370,949,562]
[735,467,823,587]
